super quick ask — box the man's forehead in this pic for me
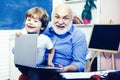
[54,9,72,17]
[54,12,71,17]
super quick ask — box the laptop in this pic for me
[14,34,61,70]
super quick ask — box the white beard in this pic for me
[52,21,72,35]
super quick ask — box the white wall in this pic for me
[100,0,120,24]
[0,30,21,80]
[0,31,10,79]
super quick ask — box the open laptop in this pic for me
[14,34,61,70]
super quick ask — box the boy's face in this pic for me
[25,17,42,33]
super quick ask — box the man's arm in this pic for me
[60,31,88,72]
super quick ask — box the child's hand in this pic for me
[15,32,22,37]
[48,62,54,67]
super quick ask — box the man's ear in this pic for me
[40,27,44,30]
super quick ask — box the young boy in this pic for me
[14,7,55,79]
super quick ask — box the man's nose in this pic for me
[58,19,64,24]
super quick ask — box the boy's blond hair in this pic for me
[25,7,49,33]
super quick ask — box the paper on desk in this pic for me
[60,70,118,79]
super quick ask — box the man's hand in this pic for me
[58,64,68,72]
[58,64,78,72]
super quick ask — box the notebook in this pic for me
[14,34,61,70]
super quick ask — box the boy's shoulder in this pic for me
[39,34,50,40]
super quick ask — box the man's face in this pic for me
[52,6,73,35]
[25,17,42,33]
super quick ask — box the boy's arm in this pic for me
[48,47,55,67]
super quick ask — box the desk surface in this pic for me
[60,70,118,79]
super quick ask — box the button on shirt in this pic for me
[44,24,88,72]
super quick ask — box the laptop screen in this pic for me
[88,24,120,53]
[14,34,38,67]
